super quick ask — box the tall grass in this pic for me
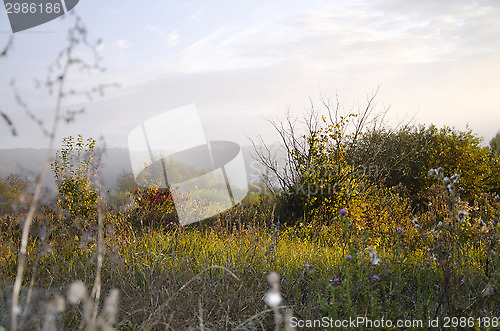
[1,188,499,330]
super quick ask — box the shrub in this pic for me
[349,124,500,209]
[51,135,100,229]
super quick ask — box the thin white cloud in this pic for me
[146,24,180,47]
[190,7,206,20]
[116,39,132,50]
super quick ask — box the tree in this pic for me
[253,89,387,221]
[51,135,100,226]
[490,131,500,155]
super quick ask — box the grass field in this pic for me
[1,185,499,330]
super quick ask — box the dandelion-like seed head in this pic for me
[103,289,120,320]
[267,271,280,285]
[68,281,87,304]
[265,292,282,308]
[367,247,380,265]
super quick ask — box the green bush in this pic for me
[51,135,99,228]
[348,124,500,209]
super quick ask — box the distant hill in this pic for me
[0,145,265,192]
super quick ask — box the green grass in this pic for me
[1,209,499,330]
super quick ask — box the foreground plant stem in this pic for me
[10,46,70,331]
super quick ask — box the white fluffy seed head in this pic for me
[265,291,282,308]
[267,272,280,285]
[103,289,120,318]
[68,281,87,304]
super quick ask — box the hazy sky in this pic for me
[1,0,499,150]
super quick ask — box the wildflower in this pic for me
[458,210,468,222]
[423,232,428,236]
[339,208,348,215]
[328,297,333,304]
[397,227,404,232]
[373,275,380,281]
[367,247,380,265]
[346,255,352,259]
[333,278,340,284]
[493,221,497,226]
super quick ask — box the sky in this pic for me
[1,0,500,151]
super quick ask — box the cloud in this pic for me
[190,7,206,20]
[116,39,132,50]
[146,24,180,47]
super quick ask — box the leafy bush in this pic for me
[51,135,100,228]
[348,124,500,209]
[0,174,33,214]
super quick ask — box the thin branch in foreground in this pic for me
[0,110,17,136]
[1,36,14,57]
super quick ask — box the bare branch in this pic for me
[0,110,17,136]
[1,36,14,57]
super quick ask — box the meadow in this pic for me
[1,157,500,330]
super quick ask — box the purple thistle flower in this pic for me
[373,275,380,281]
[397,227,404,232]
[339,208,348,215]
[333,278,340,284]
[423,233,428,236]
[346,255,352,259]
